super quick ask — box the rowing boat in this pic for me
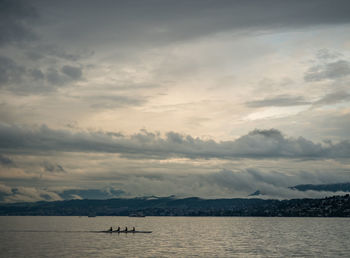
[98,230,152,234]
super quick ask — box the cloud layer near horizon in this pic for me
[1,168,350,203]
[0,124,349,160]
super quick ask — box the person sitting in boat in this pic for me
[125,226,128,232]
[108,226,113,232]
[132,227,135,232]
[116,226,120,232]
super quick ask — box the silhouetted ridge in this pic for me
[1,195,350,217]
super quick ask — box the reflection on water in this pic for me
[0,216,350,257]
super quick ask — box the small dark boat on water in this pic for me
[98,230,152,234]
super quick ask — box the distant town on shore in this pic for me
[1,194,350,217]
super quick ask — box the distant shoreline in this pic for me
[1,194,350,217]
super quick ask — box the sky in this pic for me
[0,0,350,202]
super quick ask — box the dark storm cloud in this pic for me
[0,124,349,159]
[0,0,38,46]
[246,95,311,108]
[304,60,350,82]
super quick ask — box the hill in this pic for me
[1,195,350,217]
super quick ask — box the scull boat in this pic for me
[99,230,152,234]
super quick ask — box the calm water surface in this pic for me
[0,216,349,257]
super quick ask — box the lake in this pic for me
[0,216,349,257]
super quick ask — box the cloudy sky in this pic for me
[1,0,350,202]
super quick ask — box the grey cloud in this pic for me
[0,65,77,94]
[0,184,12,195]
[0,183,125,203]
[78,168,350,200]
[316,49,343,60]
[0,59,80,93]
[25,44,88,62]
[43,161,65,173]
[31,0,350,50]
[246,95,311,108]
[314,91,350,106]
[30,68,44,80]
[25,51,43,61]
[0,56,25,85]
[287,110,350,141]
[246,91,350,109]
[0,53,83,95]
[2,63,83,94]
[58,188,125,200]
[37,45,85,61]
[0,184,62,203]
[61,65,82,80]
[304,60,350,82]
[46,65,83,86]
[105,132,124,137]
[0,0,38,46]
[207,169,350,199]
[111,83,160,92]
[0,124,349,160]
[46,68,67,85]
[0,154,13,166]
[1,167,349,202]
[89,95,147,109]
